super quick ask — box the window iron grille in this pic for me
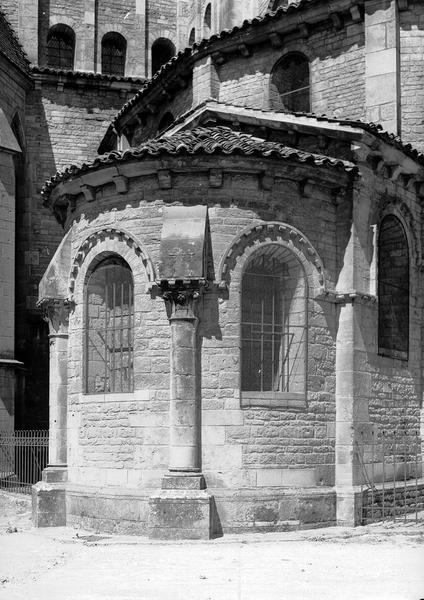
[85,259,134,394]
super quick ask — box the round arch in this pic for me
[217,221,326,297]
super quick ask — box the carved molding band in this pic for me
[69,227,156,295]
[217,221,327,291]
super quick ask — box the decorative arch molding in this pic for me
[217,221,326,295]
[378,198,421,268]
[69,227,156,296]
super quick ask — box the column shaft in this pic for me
[169,315,200,472]
[48,332,68,467]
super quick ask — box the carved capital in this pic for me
[157,280,206,320]
[40,298,74,335]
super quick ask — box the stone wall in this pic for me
[14,74,143,427]
[400,1,424,152]
[60,153,347,534]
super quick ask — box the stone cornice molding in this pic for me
[316,290,377,305]
[217,221,326,293]
[69,227,156,296]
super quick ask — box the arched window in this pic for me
[101,32,127,76]
[46,24,75,70]
[270,52,310,113]
[151,38,176,75]
[203,4,212,38]
[189,28,196,46]
[241,245,307,401]
[85,257,134,394]
[378,215,409,359]
[158,112,174,133]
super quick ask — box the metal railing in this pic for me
[0,430,49,494]
[357,428,423,524]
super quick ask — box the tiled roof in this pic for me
[0,10,31,75]
[111,0,352,128]
[32,65,147,86]
[42,125,357,200]
[169,99,424,167]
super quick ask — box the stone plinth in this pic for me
[148,489,213,540]
[149,473,213,539]
[32,481,66,528]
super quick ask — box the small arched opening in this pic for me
[203,4,212,38]
[101,32,127,76]
[151,38,176,75]
[158,112,175,133]
[270,52,310,113]
[46,24,75,70]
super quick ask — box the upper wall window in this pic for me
[241,245,307,401]
[203,3,212,38]
[85,257,134,394]
[101,32,127,76]
[270,52,310,113]
[46,24,75,70]
[189,28,196,46]
[151,38,176,75]
[378,215,409,360]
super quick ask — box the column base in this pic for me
[336,486,363,526]
[149,474,213,540]
[32,466,67,528]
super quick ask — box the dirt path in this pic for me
[1,492,423,600]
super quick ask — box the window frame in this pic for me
[101,32,127,77]
[239,245,308,409]
[83,256,134,395]
[377,214,410,361]
[46,24,75,70]
[269,51,311,113]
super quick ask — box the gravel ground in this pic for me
[1,491,423,600]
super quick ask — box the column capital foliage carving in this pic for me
[157,280,206,320]
[40,298,74,334]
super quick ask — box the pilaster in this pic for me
[365,0,400,135]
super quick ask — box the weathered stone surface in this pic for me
[148,490,213,540]
[32,482,66,528]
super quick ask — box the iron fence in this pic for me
[0,430,49,494]
[357,428,424,524]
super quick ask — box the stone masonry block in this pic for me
[148,490,213,540]
[32,482,66,527]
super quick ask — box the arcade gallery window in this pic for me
[241,245,307,405]
[270,52,310,113]
[46,24,75,70]
[84,257,134,394]
[101,32,127,77]
[378,215,409,360]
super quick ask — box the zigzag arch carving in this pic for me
[69,227,156,295]
[217,221,326,291]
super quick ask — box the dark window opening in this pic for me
[85,257,134,394]
[378,215,409,360]
[270,52,310,113]
[46,24,75,70]
[151,38,176,75]
[158,112,174,132]
[101,32,126,76]
[241,245,307,395]
[189,28,196,46]
[204,4,212,37]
